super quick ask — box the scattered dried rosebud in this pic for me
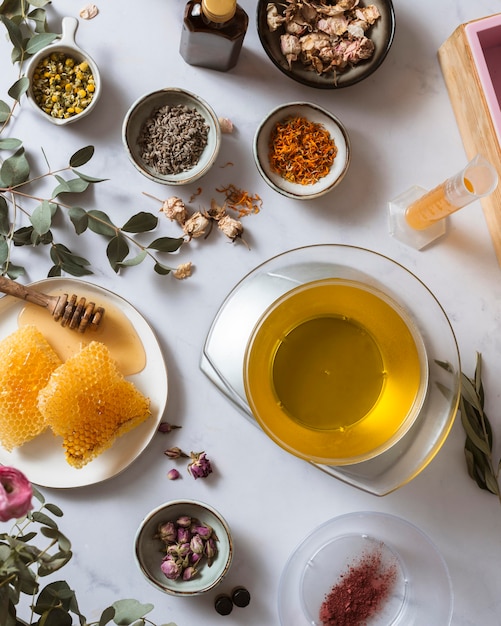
[177,527,191,543]
[160,196,188,225]
[161,556,181,580]
[192,524,213,540]
[167,468,181,480]
[218,214,244,242]
[187,451,213,480]
[183,211,211,240]
[164,447,188,459]
[158,421,182,434]
[173,262,193,280]
[218,117,234,134]
[205,537,217,565]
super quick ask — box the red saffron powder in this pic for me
[319,544,398,626]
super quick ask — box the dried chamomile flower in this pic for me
[183,211,211,240]
[173,262,193,280]
[218,117,234,134]
[79,3,99,19]
[161,196,188,226]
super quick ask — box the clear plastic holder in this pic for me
[388,154,498,249]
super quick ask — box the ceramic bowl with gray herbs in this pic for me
[122,88,221,185]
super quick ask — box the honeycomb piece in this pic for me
[38,341,151,469]
[0,325,62,451]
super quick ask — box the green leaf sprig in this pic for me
[458,353,501,503]
[0,484,176,626]
[0,143,185,277]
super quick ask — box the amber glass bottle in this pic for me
[180,0,249,71]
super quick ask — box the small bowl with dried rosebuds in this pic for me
[122,87,222,185]
[257,0,396,89]
[134,500,233,596]
[26,17,101,125]
[254,101,350,200]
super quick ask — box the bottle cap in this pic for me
[202,0,236,23]
[232,586,251,608]
[214,594,233,615]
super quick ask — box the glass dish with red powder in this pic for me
[278,511,453,626]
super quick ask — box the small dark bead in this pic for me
[232,586,251,608]
[215,594,233,616]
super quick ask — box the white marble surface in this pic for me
[2,1,501,624]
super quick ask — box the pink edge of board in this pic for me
[465,14,501,148]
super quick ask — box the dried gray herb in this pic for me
[138,104,209,175]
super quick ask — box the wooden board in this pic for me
[438,15,501,265]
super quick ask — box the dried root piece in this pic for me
[80,4,99,19]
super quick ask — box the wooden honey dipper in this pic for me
[0,276,105,333]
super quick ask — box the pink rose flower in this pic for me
[0,467,33,522]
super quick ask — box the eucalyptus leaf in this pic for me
[0,195,10,235]
[112,599,154,624]
[0,100,10,123]
[27,7,49,33]
[69,145,94,168]
[4,262,24,279]
[147,236,184,253]
[87,210,117,237]
[44,502,64,518]
[0,15,23,50]
[73,169,108,183]
[30,199,53,235]
[460,402,491,455]
[31,511,57,529]
[117,249,147,267]
[25,31,57,53]
[107,235,129,272]
[154,262,172,275]
[0,137,22,150]
[122,211,158,233]
[0,238,9,265]
[48,264,61,277]
[0,147,30,186]
[68,206,88,234]
[7,76,29,101]
[460,374,484,413]
[98,606,116,625]
[29,0,53,8]
[52,176,89,197]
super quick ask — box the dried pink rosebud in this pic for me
[191,551,203,565]
[156,521,177,543]
[191,524,213,540]
[164,447,188,459]
[161,556,181,580]
[0,467,33,522]
[204,537,218,565]
[183,566,198,581]
[167,468,181,480]
[176,515,192,528]
[190,534,204,555]
[218,117,234,134]
[177,527,191,543]
[158,421,182,434]
[187,451,213,480]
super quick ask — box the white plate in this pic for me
[0,278,168,488]
[278,511,453,625]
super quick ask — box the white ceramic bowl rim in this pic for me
[253,101,351,200]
